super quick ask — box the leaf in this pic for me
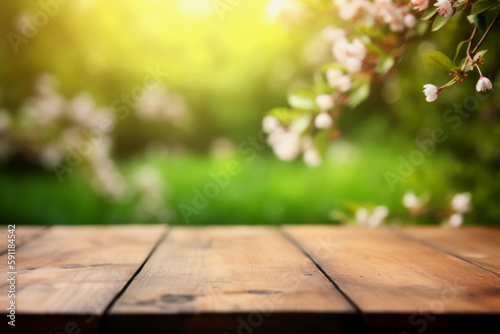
[349,83,370,108]
[328,209,350,222]
[313,130,329,156]
[290,114,311,134]
[459,57,473,72]
[472,49,488,64]
[377,57,395,75]
[424,51,454,71]
[458,51,487,72]
[416,20,430,36]
[474,13,488,32]
[421,7,438,21]
[453,39,469,65]
[267,108,299,126]
[475,49,488,59]
[365,42,386,57]
[432,13,453,31]
[471,0,498,15]
[354,25,385,40]
[287,88,316,110]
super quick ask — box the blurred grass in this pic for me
[0,131,459,226]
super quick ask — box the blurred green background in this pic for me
[1,0,499,226]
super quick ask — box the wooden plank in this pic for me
[398,226,500,275]
[284,225,500,333]
[108,226,358,334]
[0,225,166,334]
[0,225,48,255]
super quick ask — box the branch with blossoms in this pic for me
[329,191,471,227]
[263,0,500,166]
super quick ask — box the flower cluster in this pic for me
[136,84,189,125]
[402,190,471,226]
[264,0,499,164]
[264,0,419,164]
[263,115,323,166]
[330,190,472,227]
[0,74,177,222]
[356,205,389,227]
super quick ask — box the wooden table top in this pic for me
[1,225,499,334]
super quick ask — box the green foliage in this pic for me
[432,13,453,32]
[471,0,500,15]
[473,13,488,32]
[453,39,469,65]
[267,108,300,126]
[349,83,370,108]
[421,7,439,21]
[0,137,460,226]
[287,88,316,110]
[425,51,454,71]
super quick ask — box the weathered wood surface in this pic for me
[0,225,166,334]
[283,226,500,333]
[1,225,500,334]
[0,225,48,254]
[108,226,357,334]
[398,226,500,275]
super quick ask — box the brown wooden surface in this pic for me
[398,226,500,275]
[108,226,357,334]
[0,225,166,334]
[283,226,500,333]
[1,225,500,334]
[0,225,48,254]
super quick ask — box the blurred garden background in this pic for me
[1,0,499,226]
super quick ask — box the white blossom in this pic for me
[402,191,421,210]
[476,76,493,92]
[356,206,389,228]
[448,213,463,227]
[332,37,366,74]
[136,85,188,124]
[373,0,406,32]
[326,69,352,92]
[404,14,417,29]
[262,115,282,133]
[423,84,439,102]
[314,112,333,129]
[321,26,346,43]
[434,0,454,18]
[315,94,334,110]
[372,206,389,223]
[268,129,301,161]
[411,0,429,11]
[303,148,322,167]
[451,192,471,213]
[336,0,372,21]
[356,207,370,226]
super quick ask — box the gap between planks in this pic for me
[107,226,359,334]
[0,225,167,334]
[283,225,500,333]
[393,226,500,277]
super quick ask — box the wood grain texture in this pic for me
[0,225,48,254]
[284,225,500,333]
[398,226,500,275]
[0,225,166,334]
[108,226,357,334]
